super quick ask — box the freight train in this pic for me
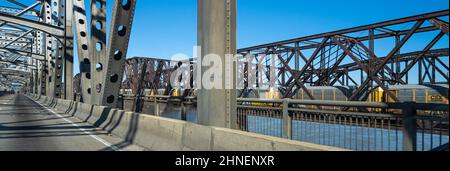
[120,84,449,104]
[292,84,449,104]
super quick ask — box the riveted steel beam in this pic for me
[48,0,65,98]
[89,0,107,105]
[99,0,137,107]
[2,29,33,48]
[198,0,237,128]
[64,0,74,100]
[0,1,42,27]
[0,12,64,37]
[239,10,448,52]
[73,0,91,103]
[0,48,45,61]
[44,0,52,96]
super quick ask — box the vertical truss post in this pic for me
[198,0,237,128]
[36,23,45,95]
[38,60,45,95]
[368,28,375,88]
[133,59,147,112]
[295,42,300,71]
[419,58,423,85]
[44,0,52,96]
[35,61,39,94]
[90,0,107,105]
[73,0,91,103]
[64,0,74,100]
[349,20,425,102]
[33,66,38,94]
[49,0,65,98]
[99,0,137,107]
[431,57,436,84]
[405,61,409,84]
[395,35,401,84]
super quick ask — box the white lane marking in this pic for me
[30,97,121,151]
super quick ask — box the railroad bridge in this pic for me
[0,0,448,151]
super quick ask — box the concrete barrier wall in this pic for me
[84,106,346,151]
[34,94,41,101]
[86,106,111,126]
[73,103,94,121]
[34,94,39,100]
[39,96,48,104]
[55,99,74,113]
[26,94,346,151]
[48,97,57,108]
[43,96,51,106]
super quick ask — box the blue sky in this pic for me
[126,0,448,57]
[2,0,449,84]
[94,0,449,84]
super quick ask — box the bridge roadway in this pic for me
[0,94,145,151]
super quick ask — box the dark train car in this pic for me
[291,84,448,104]
[237,88,281,99]
[382,84,449,104]
[295,86,354,101]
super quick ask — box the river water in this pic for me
[159,105,448,151]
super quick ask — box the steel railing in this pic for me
[117,94,448,151]
[237,98,449,151]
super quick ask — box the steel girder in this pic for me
[0,48,44,60]
[1,0,46,94]
[46,0,65,98]
[122,57,178,96]
[0,10,64,37]
[43,0,54,97]
[0,68,31,78]
[2,29,33,48]
[70,0,136,106]
[0,60,37,69]
[98,0,137,107]
[0,5,39,17]
[88,0,108,105]
[73,0,91,103]
[115,11,449,102]
[237,10,449,102]
[239,10,449,52]
[64,0,74,100]
[0,0,74,97]
[197,0,238,128]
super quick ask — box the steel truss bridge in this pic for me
[106,10,449,103]
[0,0,448,151]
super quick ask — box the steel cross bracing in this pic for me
[237,10,449,101]
[122,57,178,96]
[1,1,448,106]
[0,0,45,92]
[0,0,136,108]
[111,10,448,104]
[71,0,136,107]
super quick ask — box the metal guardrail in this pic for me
[119,94,197,120]
[237,98,449,151]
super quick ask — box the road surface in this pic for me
[0,94,145,151]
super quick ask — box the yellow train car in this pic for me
[371,84,449,104]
